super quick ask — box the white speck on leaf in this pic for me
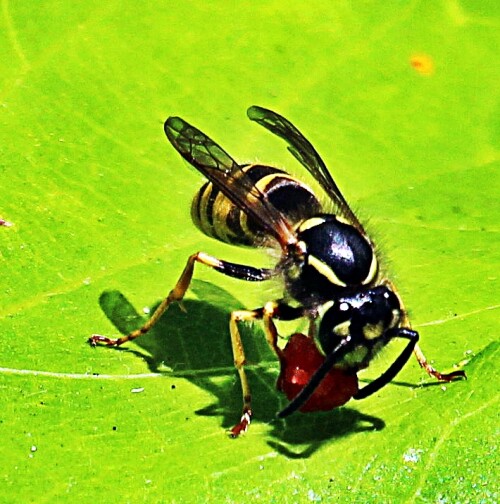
[308,489,321,502]
[403,448,423,463]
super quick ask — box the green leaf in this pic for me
[1,1,497,502]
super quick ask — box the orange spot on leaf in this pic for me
[410,54,434,76]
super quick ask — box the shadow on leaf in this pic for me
[96,278,386,455]
[267,408,385,458]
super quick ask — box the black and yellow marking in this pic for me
[298,215,379,288]
[191,164,321,247]
[91,106,466,436]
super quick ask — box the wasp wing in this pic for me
[165,116,297,248]
[247,105,366,233]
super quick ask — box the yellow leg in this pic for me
[381,278,465,381]
[89,252,225,347]
[228,308,262,437]
[262,301,284,357]
[413,343,466,381]
[229,301,306,436]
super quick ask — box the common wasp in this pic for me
[91,106,465,436]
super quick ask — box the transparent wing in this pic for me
[247,105,365,233]
[164,116,297,248]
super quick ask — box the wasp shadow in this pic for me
[98,279,246,373]
[97,279,385,455]
[97,279,280,425]
[266,407,385,458]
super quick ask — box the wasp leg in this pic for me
[229,301,304,437]
[354,328,419,400]
[228,308,261,438]
[380,278,466,383]
[89,252,275,347]
[413,343,466,381]
[262,301,306,356]
[262,304,282,358]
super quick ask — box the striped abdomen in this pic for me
[191,164,322,247]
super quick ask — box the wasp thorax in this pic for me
[318,286,402,359]
[285,215,378,305]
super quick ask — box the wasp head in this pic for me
[318,285,402,369]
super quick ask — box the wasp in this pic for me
[90,106,465,436]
